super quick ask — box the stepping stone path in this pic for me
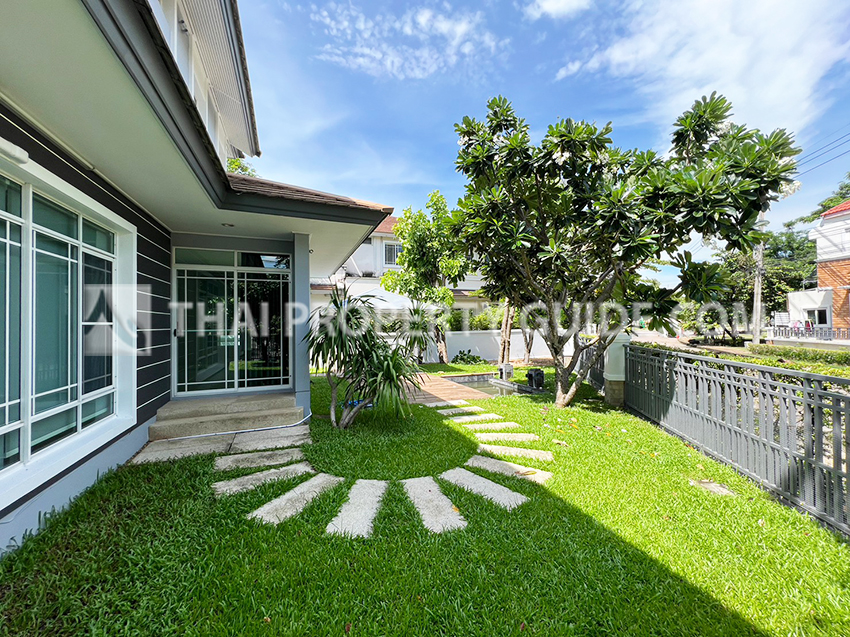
[401,476,467,532]
[212,462,315,496]
[465,455,552,485]
[439,468,528,510]
[214,448,304,471]
[474,432,540,442]
[249,473,345,524]
[327,479,388,538]
[463,421,521,431]
[478,444,554,462]
[451,413,503,423]
[423,400,469,408]
[437,406,485,416]
[166,400,558,538]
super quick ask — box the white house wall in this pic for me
[787,289,832,323]
[809,215,850,263]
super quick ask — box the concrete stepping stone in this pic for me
[230,425,311,453]
[451,413,503,423]
[131,435,235,464]
[437,406,485,416]
[401,476,467,533]
[463,422,521,431]
[214,448,305,471]
[423,400,469,408]
[478,444,554,462]
[326,479,388,538]
[248,473,344,524]
[475,432,540,442]
[466,455,553,484]
[212,462,315,496]
[439,467,528,510]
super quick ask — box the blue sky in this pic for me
[241,0,850,282]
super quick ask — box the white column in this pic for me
[603,331,632,406]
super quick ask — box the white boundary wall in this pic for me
[420,329,573,363]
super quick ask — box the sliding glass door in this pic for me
[174,251,290,394]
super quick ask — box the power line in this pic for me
[797,132,850,166]
[798,121,850,159]
[797,146,850,177]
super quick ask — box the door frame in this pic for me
[170,247,293,397]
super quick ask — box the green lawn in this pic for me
[1,378,849,635]
[418,362,500,375]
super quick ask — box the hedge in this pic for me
[748,344,850,367]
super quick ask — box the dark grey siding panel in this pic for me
[138,311,171,331]
[137,233,171,263]
[138,253,171,284]
[138,274,170,300]
[138,291,170,314]
[139,343,170,367]
[0,101,173,430]
[138,359,171,387]
[137,377,171,424]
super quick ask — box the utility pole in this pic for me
[751,205,768,344]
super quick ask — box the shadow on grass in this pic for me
[0,380,777,635]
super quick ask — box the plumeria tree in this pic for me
[382,192,470,363]
[454,93,799,407]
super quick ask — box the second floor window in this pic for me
[384,243,402,266]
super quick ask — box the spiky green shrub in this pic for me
[307,287,421,429]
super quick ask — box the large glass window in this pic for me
[0,177,21,217]
[0,179,118,471]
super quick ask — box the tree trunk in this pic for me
[562,336,609,406]
[435,324,449,364]
[521,326,534,365]
[327,371,339,428]
[498,301,514,364]
[751,203,768,344]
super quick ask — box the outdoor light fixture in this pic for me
[221,223,234,227]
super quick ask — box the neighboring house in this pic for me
[780,198,850,341]
[310,216,489,313]
[0,0,390,551]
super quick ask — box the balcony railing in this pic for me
[771,326,850,341]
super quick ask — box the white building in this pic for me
[310,216,490,313]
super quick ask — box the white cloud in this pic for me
[577,0,850,137]
[554,60,581,80]
[309,3,507,79]
[525,0,592,21]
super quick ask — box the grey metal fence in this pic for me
[624,344,849,535]
[577,338,604,391]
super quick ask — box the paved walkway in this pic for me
[406,373,491,404]
[131,399,555,539]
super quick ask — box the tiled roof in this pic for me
[823,198,850,218]
[373,215,399,234]
[227,174,393,213]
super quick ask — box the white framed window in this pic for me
[0,155,136,491]
[805,308,830,326]
[384,242,402,266]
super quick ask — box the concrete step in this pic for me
[148,406,303,441]
[155,393,297,421]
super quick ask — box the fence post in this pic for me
[603,331,632,406]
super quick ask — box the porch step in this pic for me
[155,393,297,421]
[148,406,304,440]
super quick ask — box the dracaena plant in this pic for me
[454,93,800,407]
[306,286,420,429]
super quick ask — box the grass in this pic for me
[1,377,849,635]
